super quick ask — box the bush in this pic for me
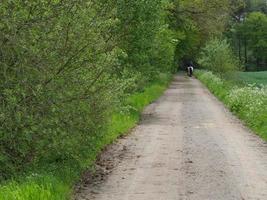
[198,38,239,74]
[0,1,121,179]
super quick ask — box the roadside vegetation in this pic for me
[0,73,171,200]
[196,70,267,141]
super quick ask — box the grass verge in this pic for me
[0,73,172,200]
[195,70,267,141]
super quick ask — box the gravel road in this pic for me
[75,74,267,200]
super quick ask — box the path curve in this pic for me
[75,74,267,200]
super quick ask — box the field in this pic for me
[230,71,267,86]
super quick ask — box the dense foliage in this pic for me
[198,38,239,74]
[1,0,116,179]
[245,0,267,13]
[168,0,234,64]
[0,0,177,180]
[229,1,267,71]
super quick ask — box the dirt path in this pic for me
[75,74,267,200]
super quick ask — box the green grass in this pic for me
[227,71,267,86]
[0,73,172,200]
[195,70,267,141]
[0,176,69,200]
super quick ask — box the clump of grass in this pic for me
[0,73,172,200]
[0,175,69,200]
[196,70,267,141]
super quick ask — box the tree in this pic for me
[231,11,267,70]
[198,38,239,74]
[168,0,234,66]
[245,0,267,13]
[242,12,267,69]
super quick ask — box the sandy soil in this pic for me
[75,74,267,200]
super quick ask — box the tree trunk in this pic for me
[256,51,260,71]
[238,36,242,63]
[244,38,248,71]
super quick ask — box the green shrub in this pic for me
[198,38,239,74]
[0,0,121,179]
